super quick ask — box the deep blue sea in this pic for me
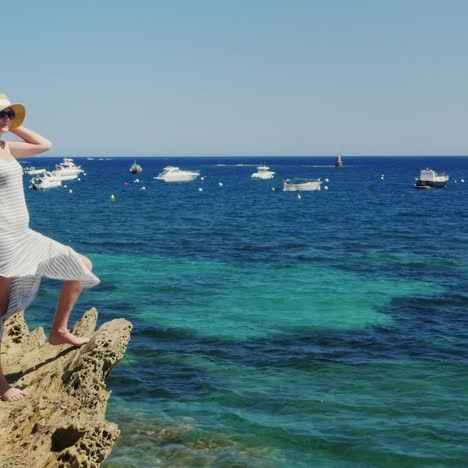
[21,156,468,467]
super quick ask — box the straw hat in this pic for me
[0,93,25,129]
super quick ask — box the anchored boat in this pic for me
[283,178,322,192]
[154,166,200,182]
[30,172,62,190]
[55,158,84,175]
[251,165,275,180]
[415,168,449,189]
[130,161,143,174]
[335,155,343,167]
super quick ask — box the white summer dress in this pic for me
[0,143,100,333]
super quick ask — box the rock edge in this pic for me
[0,308,132,467]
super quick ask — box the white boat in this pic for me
[251,165,275,180]
[154,166,200,182]
[283,178,322,192]
[30,171,62,190]
[54,158,84,175]
[415,168,449,189]
[24,166,46,176]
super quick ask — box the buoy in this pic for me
[324,186,329,190]
[325,178,329,182]
[111,194,116,201]
[461,179,465,183]
[77,178,81,182]
[83,172,87,176]
[218,182,223,187]
[201,177,205,181]
[141,186,146,190]
[63,184,67,188]
[69,189,73,193]
[297,194,302,199]
[198,187,203,192]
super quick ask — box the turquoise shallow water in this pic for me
[21,156,468,466]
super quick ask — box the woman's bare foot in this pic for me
[48,329,90,347]
[1,386,27,402]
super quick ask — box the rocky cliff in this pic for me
[0,308,132,467]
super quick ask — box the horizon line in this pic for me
[34,154,468,158]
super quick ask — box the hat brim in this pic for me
[8,104,26,129]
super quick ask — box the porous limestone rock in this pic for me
[0,308,132,467]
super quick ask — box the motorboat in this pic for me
[130,161,143,174]
[24,166,47,176]
[251,165,275,180]
[283,178,322,192]
[154,166,200,182]
[415,168,449,189]
[30,172,62,190]
[55,158,84,175]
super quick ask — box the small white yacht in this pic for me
[55,158,84,175]
[251,165,275,180]
[154,166,200,182]
[283,178,322,192]
[30,172,62,190]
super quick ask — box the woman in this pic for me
[0,93,100,401]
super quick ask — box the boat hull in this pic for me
[251,173,275,180]
[25,169,46,176]
[415,180,447,189]
[155,174,199,182]
[52,172,79,181]
[32,180,62,190]
[283,180,322,191]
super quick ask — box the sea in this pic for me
[20,156,468,467]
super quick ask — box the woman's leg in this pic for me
[48,254,93,347]
[0,372,27,401]
[0,275,10,317]
[0,276,27,401]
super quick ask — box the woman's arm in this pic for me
[6,126,52,158]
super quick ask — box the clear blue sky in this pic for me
[4,0,468,156]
